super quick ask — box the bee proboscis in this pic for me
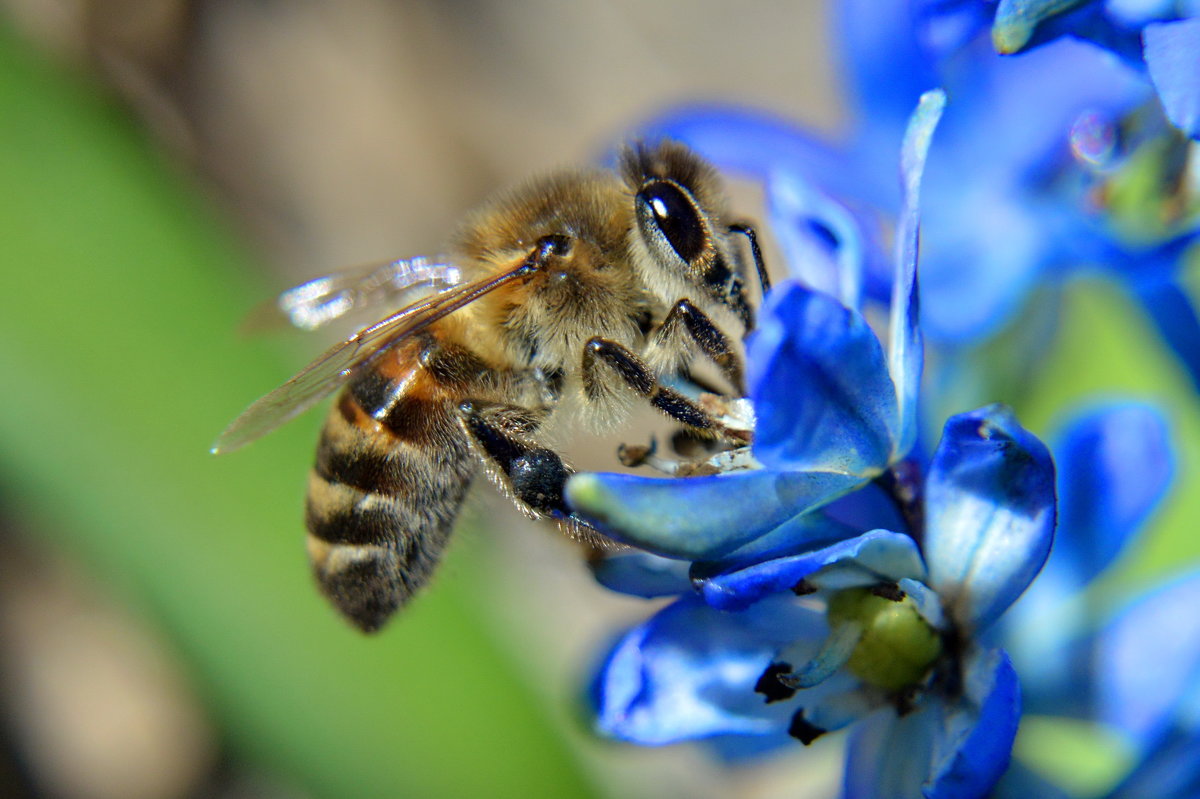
[214,141,768,632]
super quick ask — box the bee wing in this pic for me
[212,259,535,454]
[241,256,463,333]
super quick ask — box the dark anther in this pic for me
[787,710,826,746]
[755,661,797,704]
[895,686,921,717]
[639,179,705,262]
[875,459,925,544]
[806,219,840,251]
[871,583,907,602]
[791,579,818,596]
[617,437,656,468]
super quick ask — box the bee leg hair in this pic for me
[582,337,743,443]
[650,298,746,394]
[457,400,574,520]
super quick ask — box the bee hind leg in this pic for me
[456,400,574,521]
[456,400,626,551]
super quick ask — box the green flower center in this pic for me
[827,588,942,693]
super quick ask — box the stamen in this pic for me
[791,578,818,596]
[787,709,826,746]
[779,621,864,689]
[754,661,797,703]
[871,583,906,602]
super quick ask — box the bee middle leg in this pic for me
[582,337,749,445]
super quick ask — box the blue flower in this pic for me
[994,569,1200,799]
[977,0,1200,139]
[564,89,945,562]
[635,0,1200,393]
[591,405,1056,799]
[998,402,1174,713]
[981,401,1200,797]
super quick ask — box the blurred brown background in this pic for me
[6,0,837,274]
[0,2,839,798]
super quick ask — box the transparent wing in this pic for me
[212,259,534,455]
[241,256,463,333]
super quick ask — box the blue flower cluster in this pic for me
[570,93,1054,798]
[562,4,1200,796]
[639,0,1200,397]
[982,0,1200,140]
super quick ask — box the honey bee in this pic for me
[213,141,769,632]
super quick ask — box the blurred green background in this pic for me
[0,3,1196,799]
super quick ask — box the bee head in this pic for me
[621,141,747,326]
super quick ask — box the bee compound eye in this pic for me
[638,180,706,263]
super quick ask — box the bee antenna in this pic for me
[524,234,572,274]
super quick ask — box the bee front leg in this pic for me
[728,222,771,298]
[649,298,746,394]
[582,337,749,445]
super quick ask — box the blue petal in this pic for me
[991,0,1149,58]
[789,671,882,734]
[1132,264,1200,395]
[765,171,870,309]
[845,650,1021,799]
[923,405,1056,632]
[821,479,909,537]
[1052,401,1173,586]
[899,577,948,631]
[747,282,900,476]
[1144,19,1200,138]
[889,89,944,459]
[925,648,1021,799]
[992,0,1101,53]
[701,732,792,764]
[590,595,822,744]
[1105,0,1189,28]
[565,470,865,560]
[917,40,1146,341]
[835,0,941,144]
[1107,726,1200,799]
[589,551,693,598]
[916,184,1052,341]
[912,0,996,55]
[691,510,862,574]
[844,707,936,799]
[691,485,908,579]
[636,105,861,197]
[1098,571,1200,749]
[943,37,1147,178]
[697,530,927,612]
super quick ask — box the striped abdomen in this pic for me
[305,337,481,632]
